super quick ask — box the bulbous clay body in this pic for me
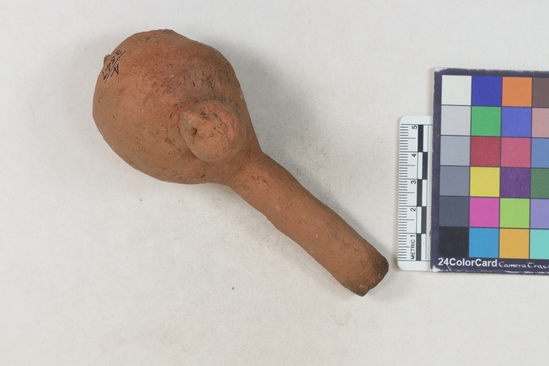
[93,30,388,296]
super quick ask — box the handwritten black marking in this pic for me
[101,49,125,82]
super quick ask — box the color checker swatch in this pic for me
[432,69,549,273]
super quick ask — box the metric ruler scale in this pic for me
[398,116,432,271]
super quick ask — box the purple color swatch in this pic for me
[500,168,530,198]
[531,199,549,229]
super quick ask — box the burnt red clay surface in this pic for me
[93,30,388,295]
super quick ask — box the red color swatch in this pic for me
[470,136,501,166]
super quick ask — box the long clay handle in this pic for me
[226,153,389,296]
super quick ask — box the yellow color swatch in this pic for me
[500,229,530,259]
[470,167,500,197]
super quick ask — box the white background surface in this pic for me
[2,1,549,365]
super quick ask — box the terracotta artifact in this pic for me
[92,30,388,295]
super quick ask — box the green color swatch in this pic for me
[531,168,549,198]
[500,198,530,228]
[472,106,501,136]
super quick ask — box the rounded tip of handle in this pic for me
[341,252,389,297]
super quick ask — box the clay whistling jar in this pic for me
[92,30,388,296]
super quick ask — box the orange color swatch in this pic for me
[502,77,532,107]
[499,229,530,258]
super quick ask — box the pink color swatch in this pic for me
[470,197,500,227]
[501,138,531,167]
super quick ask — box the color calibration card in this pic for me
[431,68,549,273]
